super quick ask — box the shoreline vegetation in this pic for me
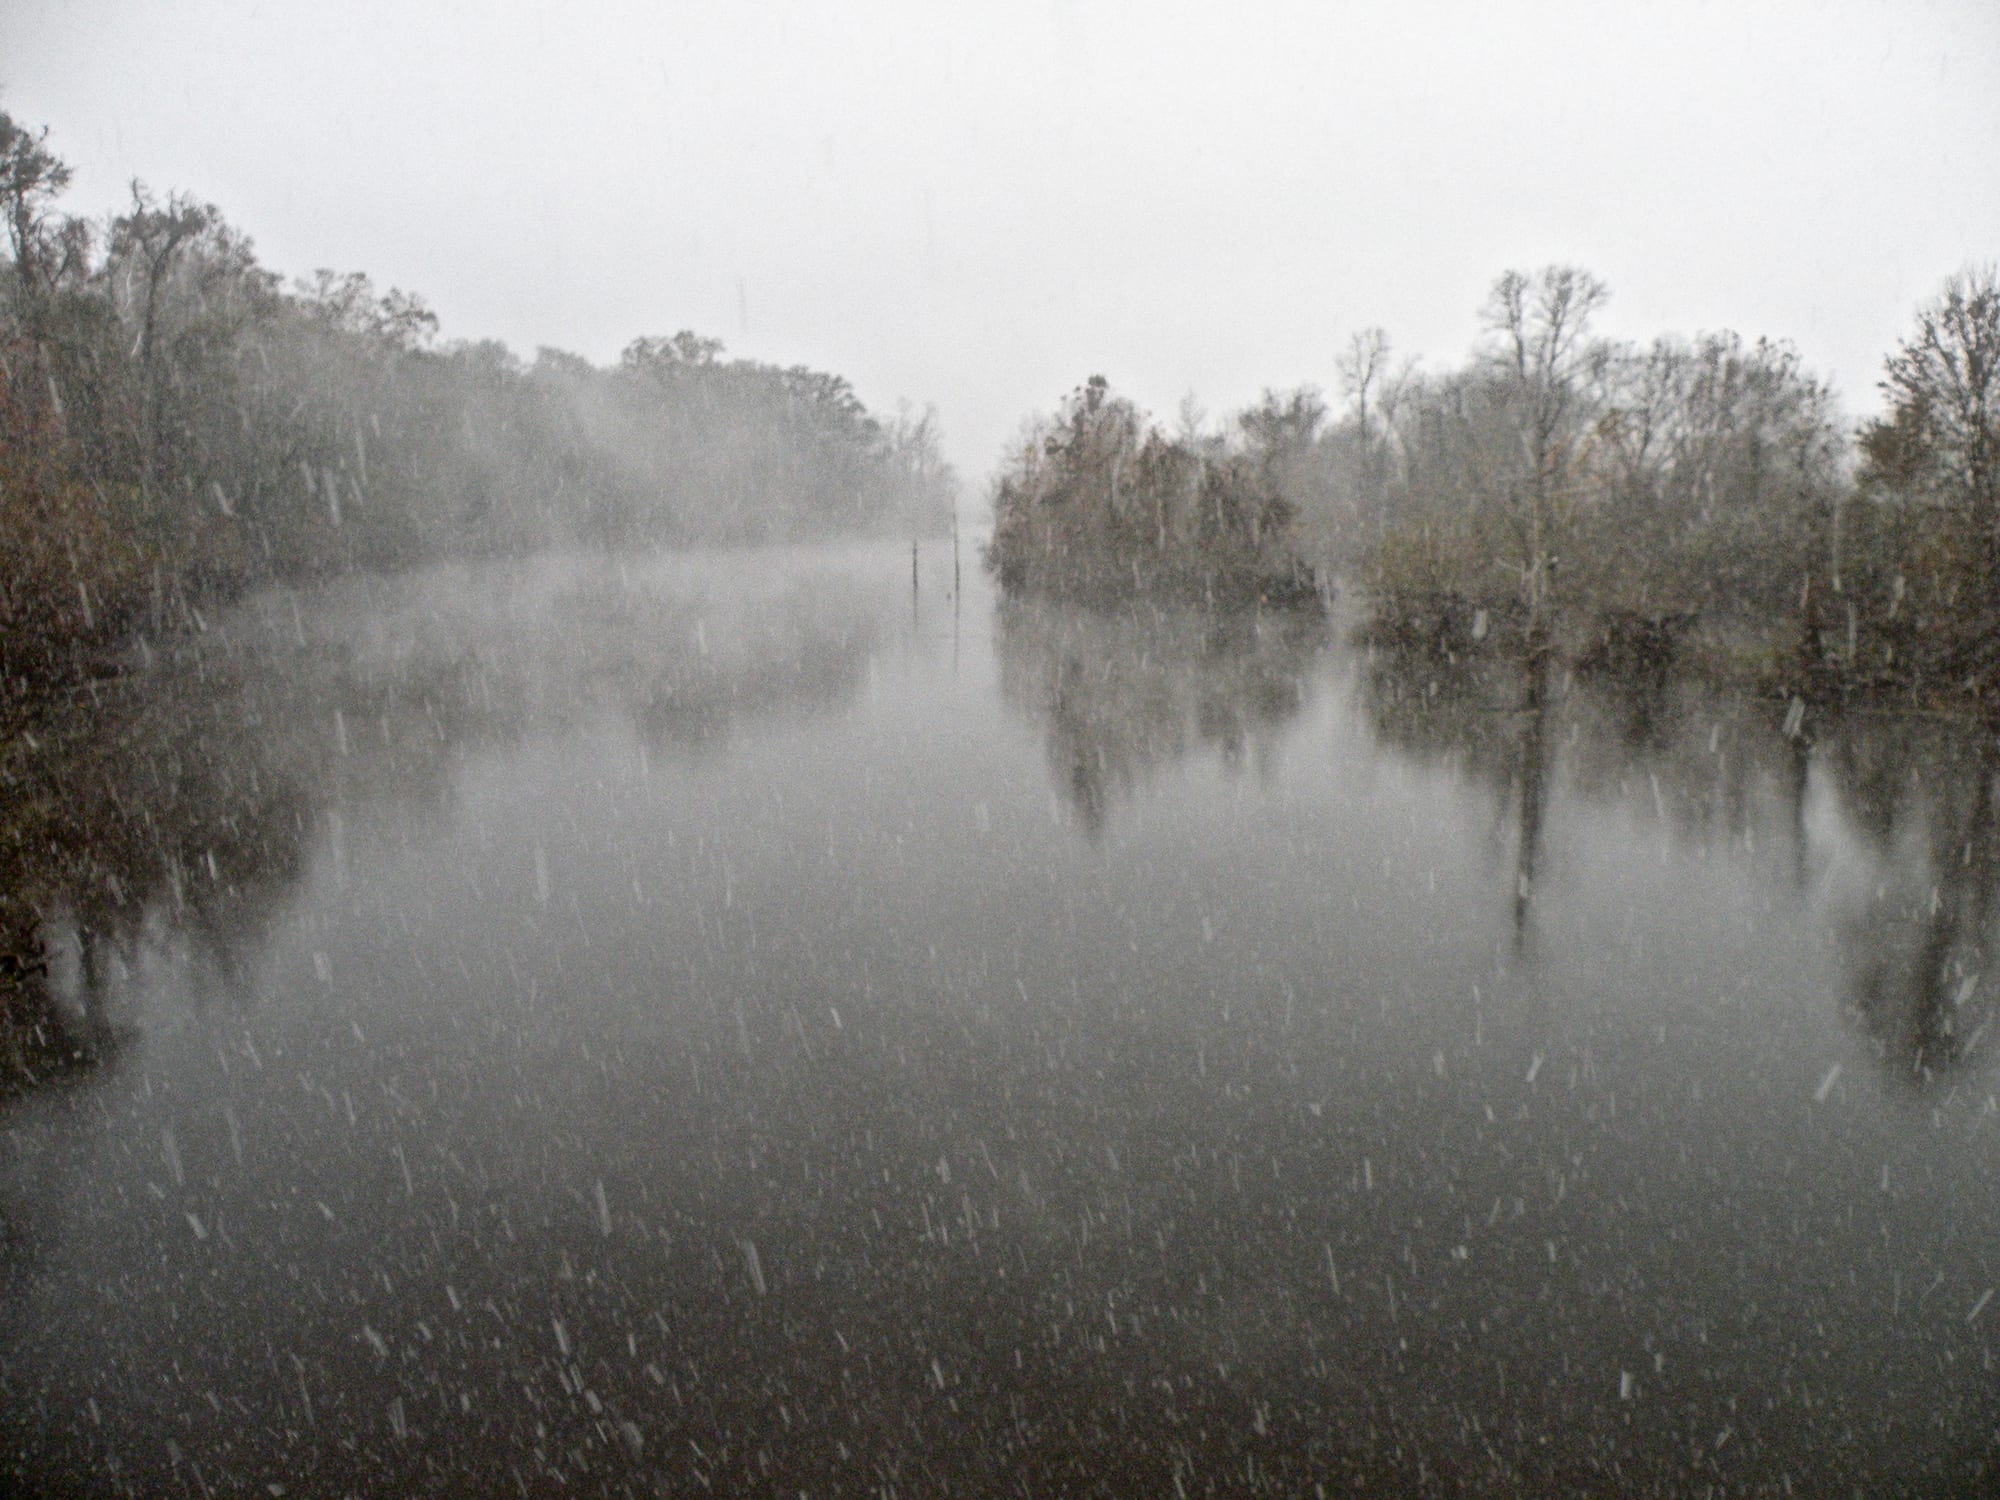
[985,375,1329,607]
[0,110,957,713]
[985,264,2000,717]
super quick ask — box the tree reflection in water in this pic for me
[995,600,1326,838]
[1827,714,1998,1088]
[9,565,1995,1111]
[1357,605,1998,1090]
[1358,635,1557,955]
[0,671,316,1086]
[0,553,888,1094]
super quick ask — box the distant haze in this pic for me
[6,0,1997,488]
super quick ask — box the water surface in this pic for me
[1,543,1995,1496]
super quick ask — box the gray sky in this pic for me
[6,0,1998,482]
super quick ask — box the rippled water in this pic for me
[1,542,1994,1495]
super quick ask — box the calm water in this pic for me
[1,543,1995,1497]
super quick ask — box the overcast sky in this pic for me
[5,0,1997,482]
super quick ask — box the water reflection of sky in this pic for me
[1,547,1994,1495]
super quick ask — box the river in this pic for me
[1,541,1994,1495]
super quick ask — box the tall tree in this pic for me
[1584,331,1843,620]
[1237,386,1327,550]
[1337,327,1391,445]
[0,111,90,385]
[1335,327,1397,552]
[109,183,217,497]
[1867,267,2000,636]
[1481,265,1610,635]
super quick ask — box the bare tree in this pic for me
[1872,266,2000,631]
[1480,266,1610,636]
[0,111,90,383]
[110,183,217,495]
[1337,327,1391,443]
[1337,327,1395,546]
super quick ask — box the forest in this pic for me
[0,111,957,703]
[987,264,2000,706]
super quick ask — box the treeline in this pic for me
[1345,271,1843,633]
[985,375,1324,604]
[988,262,2000,703]
[0,111,956,696]
[1340,263,2000,699]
